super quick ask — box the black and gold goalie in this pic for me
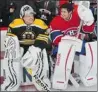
[8,18,49,53]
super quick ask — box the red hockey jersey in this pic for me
[50,6,94,46]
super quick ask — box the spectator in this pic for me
[0,0,7,26]
[35,0,57,25]
[1,2,16,27]
[6,0,27,18]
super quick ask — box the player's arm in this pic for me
[49,18,63,46]
[34,20,49,49]
[50,29,63,46]
[7,19,19,36]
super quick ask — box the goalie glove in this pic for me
[77,1,94,26]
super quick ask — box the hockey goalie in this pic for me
[49,1,97,90]
[1,5,51,91]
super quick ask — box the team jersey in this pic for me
[8,18,48,45]
[50,6,94,46]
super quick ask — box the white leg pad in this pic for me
[79,41,97,86]
[32,49,51,91]
[2,58,22,91]
[1,35,22,91]
[52,36,82,90]
[52,41,76,90]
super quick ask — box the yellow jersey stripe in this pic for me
[36,38,48,44]
[38,34,48,38]
[9,18,48,30]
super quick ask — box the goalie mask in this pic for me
[20,5,36,18]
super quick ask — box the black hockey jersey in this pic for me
[8,18,48,45]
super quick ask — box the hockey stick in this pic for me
[76,20,83,38]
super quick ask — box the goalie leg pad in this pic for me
[20,46,51,91]
[2,58,22,91]
[52,41,76,90]
[52,36,82,90]
[79,41,97,86]
[32,49,51,91]
[1,35,22,91]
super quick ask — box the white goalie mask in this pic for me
[20,5,36,18]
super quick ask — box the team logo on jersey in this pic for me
[22,31,36,40]
[62,27,78,36]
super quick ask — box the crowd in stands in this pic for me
[0,0,97,26]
